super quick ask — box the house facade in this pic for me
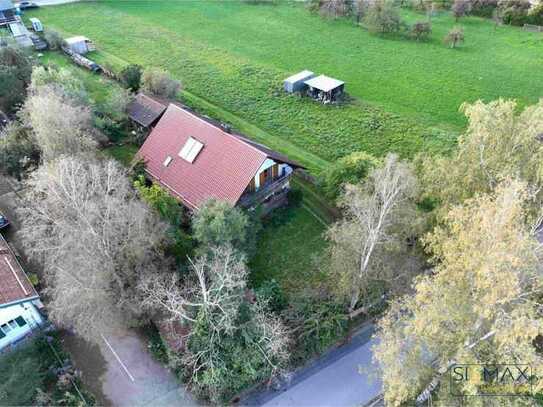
[137,104,302,212]
[0,235,44,351]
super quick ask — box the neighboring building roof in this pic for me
[0,235,38,308]
[305,75,345,92]
[284,70,314,84]
[65,36,90,44]
[0,0,14,11]
[138,104,301,209]
[128,93,168,128]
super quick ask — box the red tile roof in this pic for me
[0,235,38,307]
[138,104,270,209]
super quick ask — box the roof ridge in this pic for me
[167,104,268,160]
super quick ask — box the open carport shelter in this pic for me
[304,75,345,103]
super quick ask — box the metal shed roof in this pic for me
[304,75,345,92]
[284,70,314,84]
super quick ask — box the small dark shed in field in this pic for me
[305,75,345,103]
[128,93,168,129]
[283,70,315,93]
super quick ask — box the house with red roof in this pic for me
[137,104,303,211]
[0,234,44,350]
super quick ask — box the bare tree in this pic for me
[138,245,290,402]
[326,154,422,313]
[452,0,472,21]
[17,156,170,342]
[319,0,351,18]
[22,86,97,162]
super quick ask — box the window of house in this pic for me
[163,156,172,167]
[15,316,27,327]
[178,137,204,163]
[0,328,5,339]
[1,323,12,334]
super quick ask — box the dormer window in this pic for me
[163,156,173,167]
[179,137,204,163]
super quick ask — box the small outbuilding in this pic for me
[128,93,168,129]
[283,70,315,93]
[29,17,42,32]
[304,75,345,103]
[64,36,95,55]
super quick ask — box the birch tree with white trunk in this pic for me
[373,180,543,405]
[326,153,422,312]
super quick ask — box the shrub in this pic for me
[120,64,143,93]
[452,0,472,21]
[285,296,348,362]
[30,65,88,105]
[443,26,465,48]
[142,67,181,99]
[409,21,432,41]
[498,0,531,25]
[471,0,498,17]
[0,46,32,113]
[255,279,288,313]
[102,86,134,123]
[363,0,403,34]
[0,122,40,178]
[321,151,380,200]
[527,3,543,25]
[44,30,63,50]
[192,199,260,256]
[133,176,193,260]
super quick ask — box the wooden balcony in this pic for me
[238,173,291,208]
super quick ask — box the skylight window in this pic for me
[163,156,173,167]
[179,137,204,163]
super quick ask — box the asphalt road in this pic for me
[244,323,382,407]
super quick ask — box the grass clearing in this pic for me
[29,2,543,166]
[102,144,138,167]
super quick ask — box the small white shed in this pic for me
[64,35,95,55]
[284,70,315,93]
[29,17,43,32]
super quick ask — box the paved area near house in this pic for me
[245,323,382,407]
[0,176,196,406]
[99,330,197,406]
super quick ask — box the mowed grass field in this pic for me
[29,1,543,171]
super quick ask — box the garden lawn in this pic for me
[249,182,330,296]
[26,2,543,170]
